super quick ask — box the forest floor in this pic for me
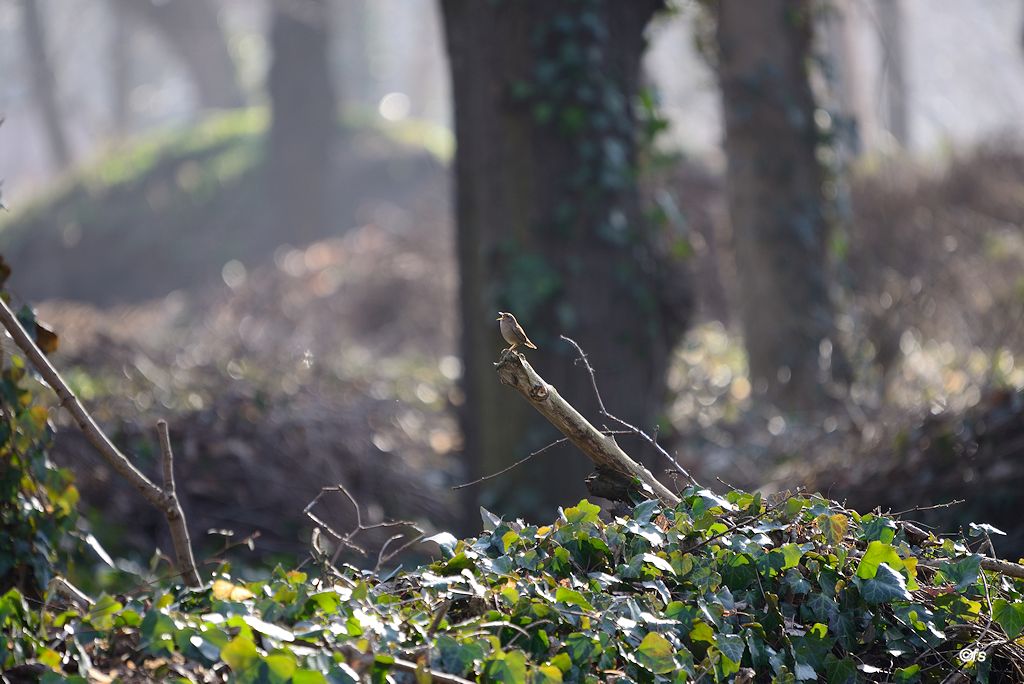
[4,113,1024,569]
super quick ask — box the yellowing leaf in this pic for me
[636,632,676,674]
[212,579,255,601]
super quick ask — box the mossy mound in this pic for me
[0,108,450,305]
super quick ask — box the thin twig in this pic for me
[0,297,201,587]
[561,335,701,488]
[304,482,424,568]
[452,430,634,490]
[495,350,680,506]
[889,499,965,517]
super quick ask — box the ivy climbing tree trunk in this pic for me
[441,0,691,523]
[266,0,336,243]
[715,0,847,412]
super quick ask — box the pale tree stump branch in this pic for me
[0,296,202,587]
[495,349,681,507]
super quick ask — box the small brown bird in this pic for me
[497,312,537,352]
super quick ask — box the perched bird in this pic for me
[497,312,537,352]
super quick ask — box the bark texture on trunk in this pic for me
[111,0,246,110]
[266,0,336,243]
[442,0,690,523]
[716,0,844,411]
[20,0,72,169]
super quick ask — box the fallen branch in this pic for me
[494,350,680,507]
[0,297,201,587]
[561,336,700,488]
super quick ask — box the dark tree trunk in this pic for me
[111,0,246,110]
[716,0,846,411]
[20,0,71,169]
[266,0,337,243]
[441,0,690,524]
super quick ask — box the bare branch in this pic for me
[305,482,424,569]
[494,349,680,507]
[561,335,701,488]
[0,297,201,587]
[157,419,175,494]
[154,420,200,586]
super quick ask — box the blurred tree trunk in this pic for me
[333,0,372,108]
[877,0,909,148]
[716,0,846,411]
[109,5,132,136]
[266,0,336,242]
[441,0,691,523]
[821,0,869,155]
[19,0,71,169]
[111,0,246,110]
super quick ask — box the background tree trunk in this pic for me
[109,3,132,136]
[716,0,845,411]
[877,0,910,148]
[266,0,337,243]
[20,0,72,170]
[111,0,246,111]
[442,0,690,523]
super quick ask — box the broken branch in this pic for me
[494,350,680,507]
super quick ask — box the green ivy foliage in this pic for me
[4,489,1023,681]
[0,299,80,599]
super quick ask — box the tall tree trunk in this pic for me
[19,0,72,169]
[876,0,909,148]
[111,0,246,110]
[333,0,372,109]
[109,3,132,136]
[266,0,336,243]
[442,0,690,523]
[716,0,845,411]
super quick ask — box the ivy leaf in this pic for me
[424,532,459,558]
[717,633,745,667]
[220,635,259,676]
[968,523,1006,537]
[636,632,676,674]
[815,514,848,544]
[531,664,563,684]
[856,564,911,604]
[856,541,904,579]
[938,555,981,591]
[482,650,528,684]
[563,500,601,525]
[264,652,297,683]
[554,588,594,612]
[993,599,1024,639]
[779,543,806,570]
[824,655,858,684]
[631,499,659,524]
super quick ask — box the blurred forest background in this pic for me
[3,0,1024,572]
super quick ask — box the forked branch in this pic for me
[0,297,201,587]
